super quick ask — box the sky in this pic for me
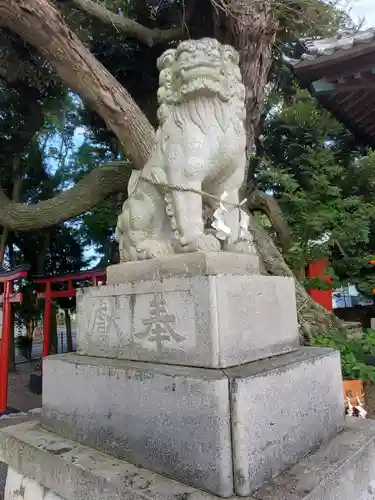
[350,0,375,26]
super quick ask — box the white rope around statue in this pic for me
[137,173,251,241]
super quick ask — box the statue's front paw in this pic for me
[225,240,257,254]
[119,248,132,263]
[136,239,174,260]
[181,233,221,253]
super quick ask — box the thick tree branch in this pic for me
[0,155,22,261]
[0,0,155,171]
[70,0,186,47]
[247,189,292,251]
[0,164,129,231]
[0,0,156,230]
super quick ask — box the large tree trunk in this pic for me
[0,156,22,260]
[252,222,348,340]
[223,0,276,154]
[0,0,348,338]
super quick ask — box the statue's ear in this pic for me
[222,45,240,66]
[157,49,176,71]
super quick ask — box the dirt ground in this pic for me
[7,361,41,413]
[364,383,375,419]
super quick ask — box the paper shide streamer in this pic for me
[211,191,251,241]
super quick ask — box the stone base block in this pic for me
[106,251,261,284]
[77,255,299,368]
[1,418,375,500]
[42,348,343,497]
[5,467,62,500]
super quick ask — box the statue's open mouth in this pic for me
[179,65,221,82]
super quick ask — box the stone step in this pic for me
[1,418,375,500]
[76,253,299,368]
[41,348,343,497]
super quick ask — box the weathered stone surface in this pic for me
[76,272,299,368]
[4,467,62,500]
[42,354,233,497]
[1,418,375,500]
[225,348,344,495]
[42,348,343,496]
[0,420,215,500]
[106,252,260,284]
[250,418,375,500]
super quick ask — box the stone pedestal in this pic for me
[0,252,368,500]
[41,348,343,496]
[1,418,375,500]
[76,253,299,368]
[40,252,342,497]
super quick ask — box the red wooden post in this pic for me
[42,282,52,358]
[0,266,29,410]
[36,269,107,364]
[306,258,333,311]
[67,279,74,296]
[0,279,12,412]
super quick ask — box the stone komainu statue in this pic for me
[115,38,254,262]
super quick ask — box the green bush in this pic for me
[310,330,375,382]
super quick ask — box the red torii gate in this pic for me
[0,267,106,413]
[35,269,106,358]
[0,265,30,413]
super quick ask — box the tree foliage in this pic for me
[257,86,375,297]
[0,0,365,338]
